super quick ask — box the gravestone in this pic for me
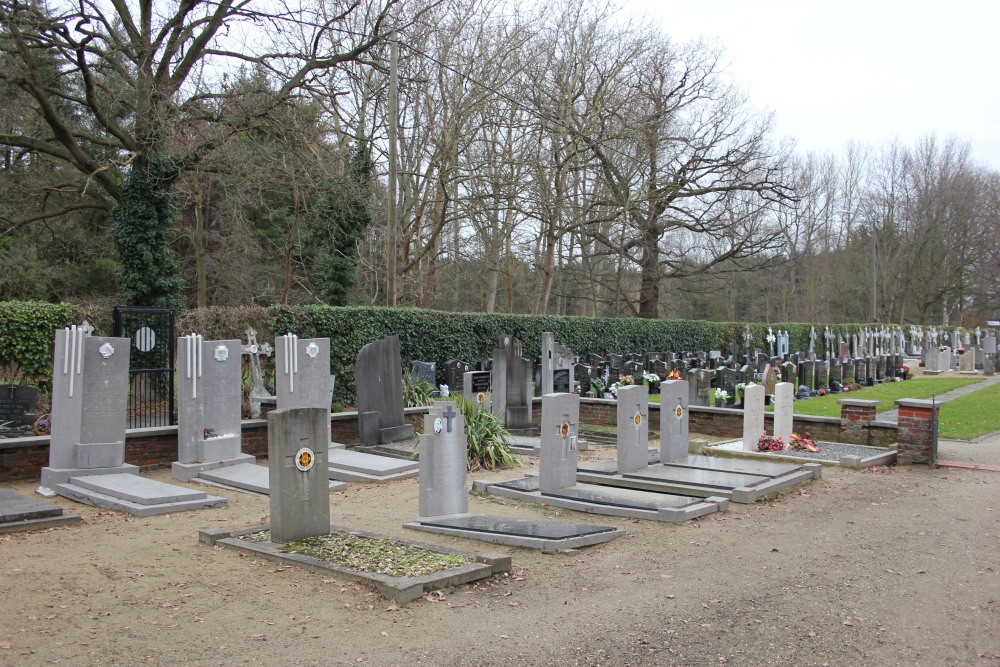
[445,360,473,392]
[985,355,996,377]
[40,326,226,514]
[799,359,815,390]
[492,335,533,430]
[829,360,842,386]
[959,349,977,374]
[772,382,794,445]
[241,328,274,419]
[355,335,414,445]
[925,347,948,374]
[0,384,38,426]
[623,360,644,378]
[761,365,778,398]
[417,403,467,517]
[574,363,592,395]
[275,334,332,418]
[464,370,493,412]
[815,360,829,390]
[538,393,579,494]
[44,327,130,474]
[268,407,330,544]
[172,334,254,481]
[659,380,689,463]
[741,384,766,452]
[780,361,797,389]
[540,332,575,395]
[984,334,998,357]
[411,361,436,387]
[616,384,649,474]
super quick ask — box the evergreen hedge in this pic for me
[0,300,888,402]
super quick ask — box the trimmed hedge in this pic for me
[0,301,77,384]
[0,300,890,402]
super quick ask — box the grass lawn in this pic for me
[938,380,1000,440]
[770,377,983,417]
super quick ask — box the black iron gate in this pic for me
[112,307,175,428]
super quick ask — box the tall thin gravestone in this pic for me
[659,380,689,463]
[41,326,132,488]
[539,393,579,494]
[173,334,254,481]
[772,382,794,445]
[742,384,765,452]
[492,335,533,430]
[355,335,414,445]
[616,384,649,473]
[418,403,467,518]
[268,407,330,544]
[275,334,332,418]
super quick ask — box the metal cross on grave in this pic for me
[743,325,753,357]
[242,327,274,418]
[442,405,457,433]
[766,327,776,357]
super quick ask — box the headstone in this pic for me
[410,360,436,386]
[355,335,414,445]
[815,360,829,389]
[780,361,797,389]
[418,403,467,517]
[540,332,575,395]
[616,384,649,474]
[241,328,274,419]
[268,407,330,544]
[761,365,778,398]
[659,380,689,463]
[445,360,473,392]
[463,370,492,411]
[984,334,998,357]
[44,327,130,473]
[772,382,794,445]
[573,363,592,395]
[741,384,765,452]
[985,355,996,377]
[959,349,977,374]
[173,334,254,480]
[492,335,533,430]
[799,359,815,390]
[538,393,579,494]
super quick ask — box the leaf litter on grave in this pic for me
[238,529,472,577]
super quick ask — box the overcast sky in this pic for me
[626,0,1000,170]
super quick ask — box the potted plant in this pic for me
[713,388,730,407]
[643,372,661,394]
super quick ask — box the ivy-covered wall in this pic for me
[0,300,886,401]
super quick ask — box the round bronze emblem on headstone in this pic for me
[560,421,570,438]
[477,392,486,404]
[295,447,315,472]
[634,411,642,427]
[675,405,684,419]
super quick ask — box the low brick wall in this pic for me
[0,408,426,483]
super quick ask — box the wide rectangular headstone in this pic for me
[772,382,794,445]
[659,380,689,463]
[492,335,533,430]
[616,384,649,474]
[418,403,468,518]
[176,336,244,464]
[741,384,766,452]
[275,335,332,417]
[538,393,579,493]
[445,360,473,392]
[959,349,976,373]
[410,361,436,387]
[48,327,130,470]
[464,371,492,412]
[355,335,413,444]
[268,407,330,544]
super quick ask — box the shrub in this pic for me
[455,395,516,471]
[402,368,434,408]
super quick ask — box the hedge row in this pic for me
[0,300,887,402]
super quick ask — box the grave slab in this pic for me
[405,514,622,550]
[329,448,418,475]
[0,488,81,533]
[197,462,348,495]
[68,473,209,505]
[55,475,226,517]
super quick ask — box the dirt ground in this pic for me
[2,437,999,667]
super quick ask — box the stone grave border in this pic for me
[702,441,896,470]
[199,525,510,604]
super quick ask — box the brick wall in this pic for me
[895,399,938,464]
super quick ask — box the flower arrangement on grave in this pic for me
[939,345,949,352]
[817,387,827,396]
[203,427,217,439]
[713,388,730,405]
[642,372,660,385]
[734,382,755,405]
[667,370,682,381]
[609,375,635,398]
[591,376,607,395]
[897,365,910,380]
[33,413,51,436]
[788,433,820,453]
[757,434,784,452]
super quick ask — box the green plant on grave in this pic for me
[402,368,435,408]
[455,395,516,471]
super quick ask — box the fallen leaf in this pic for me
[251,634,266,641]
[0,641,10,649]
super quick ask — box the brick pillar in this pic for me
[837,399,881,445]
[894,398,939,465]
